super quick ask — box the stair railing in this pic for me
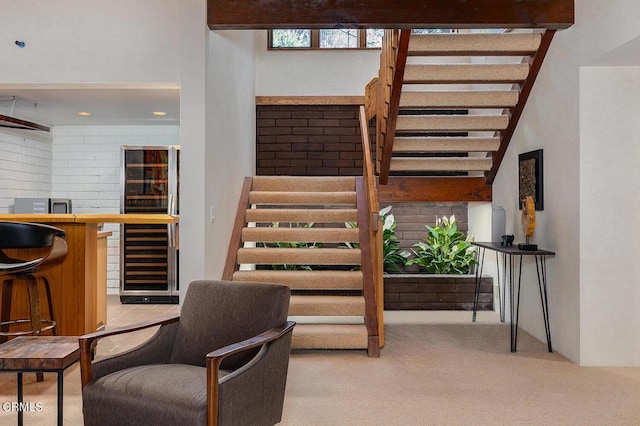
[358,105,382,356]
[377,29,411,185]
[222,177,254,280]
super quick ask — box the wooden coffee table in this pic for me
[0,336,79,426]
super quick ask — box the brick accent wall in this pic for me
[0,130,52,213]
[384,275,493,311]
[256,105,368,176]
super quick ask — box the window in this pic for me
[269,29,383,49]
[269,29,452,50]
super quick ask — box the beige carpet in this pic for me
[2,311,640,425]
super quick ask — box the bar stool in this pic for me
[0,221,68,343]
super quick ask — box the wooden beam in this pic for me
[377,177,492,203]
[208,0,574,30]
[256,96,364,105]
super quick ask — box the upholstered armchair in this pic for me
[79,280,295,426]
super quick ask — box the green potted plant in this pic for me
[406,214,476,274]
[379,206,410,273]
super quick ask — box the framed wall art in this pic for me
[518,149,544,211]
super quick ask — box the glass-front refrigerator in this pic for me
[120,146,179,303]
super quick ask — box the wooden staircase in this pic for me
[223,176,380,357]
[369,29,556,191]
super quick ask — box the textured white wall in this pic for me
[0,130,52,212]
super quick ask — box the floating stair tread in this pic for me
[249,191,356,206]
[393,137,501,153]
[242,227,360,243]
[399,90,519,109]
[403,64,530,84]
[292,324,368,350]
[390,157,493,172]
[245,208,358,223]
[237,247,361,265]
[408,33,542,56]
[251,176,355,192]
[232,270,363,290]
[290,295,365,316]
[396,115,509,132]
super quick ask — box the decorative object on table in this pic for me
[406,215,476,274]
[492,205,506,244]
[518,149,544,211]
[501,234,514,247]
[518,196,538,251]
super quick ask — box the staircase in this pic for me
[223,176,380,357]
[370,29,556,188]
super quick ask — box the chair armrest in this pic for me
[205,321,295,426]
[79,314,180,388]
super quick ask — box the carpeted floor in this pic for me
[1,306,639,425]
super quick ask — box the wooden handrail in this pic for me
[222,177,254,280]
[379,29,411,185]
[358,105,383,354]
[486,29,556,184]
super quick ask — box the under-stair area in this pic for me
[223,176,380,357]
[370,29,555,187]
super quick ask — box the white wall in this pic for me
[1,0,180,85]
[203,30,257,280]
[492,0,640,364]
[0,130,52,212]
[254,31,379,95]
[579,65,640,366]
[51,126,179,293]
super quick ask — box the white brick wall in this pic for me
[52,126,180,293]
[0,130,52,212]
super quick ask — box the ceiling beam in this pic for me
[0,114,50,132]
[377,177,492,203]
[208,0,574,30]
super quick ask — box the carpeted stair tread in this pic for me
[249,191,356,206]
[290,295,365,316]
[403,64,530,84]
[291,324,368,350]
[232,270,363,290]
[245,208,358,223]
[393,136,501,153]
[399,90,519,109]
[396,115,509,132]
[242,227,360,243]
[251,176,355,192]
[390,157,493,172]
[408,32,542,56]
[237,247,361,265]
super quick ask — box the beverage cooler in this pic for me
[120,146,179,304]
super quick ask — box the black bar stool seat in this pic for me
[0,221,68,342]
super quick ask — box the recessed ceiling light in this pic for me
[152,111,167,116]
[77,111,91,116]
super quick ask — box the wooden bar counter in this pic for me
[0,214,177,336]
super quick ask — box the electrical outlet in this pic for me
[209,207,215,223]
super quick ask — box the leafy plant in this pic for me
[262,222,319,270]
[406,215,476,274]
[379,206,410,274]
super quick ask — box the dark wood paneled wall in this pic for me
[208,0,574,30]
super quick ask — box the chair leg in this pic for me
[0,279,14,344]
[25,276,45,383]
[42,277,56,336]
